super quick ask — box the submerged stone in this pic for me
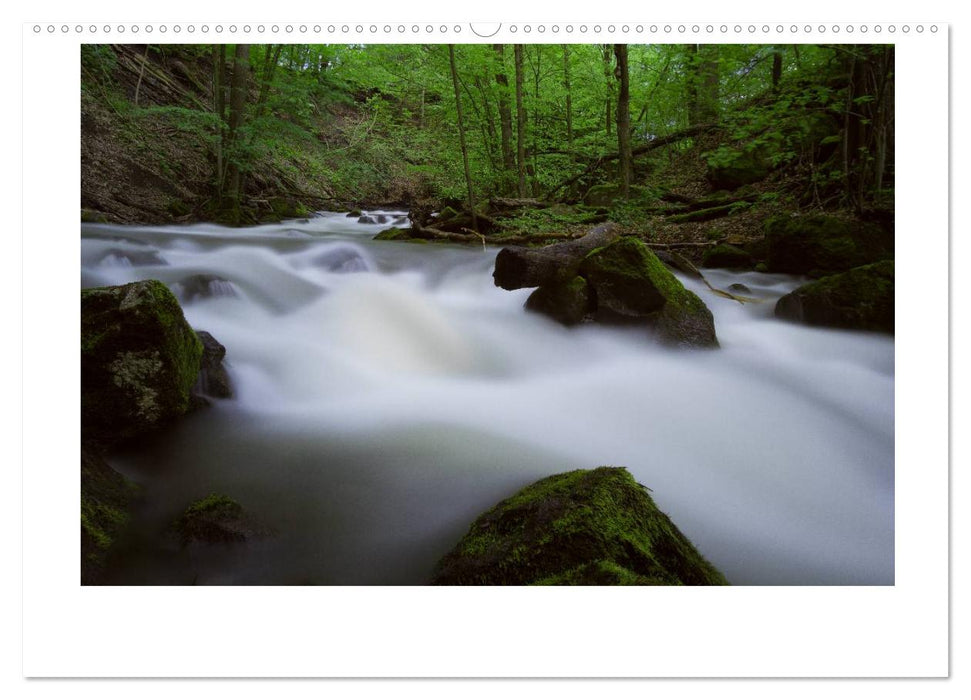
[82,280,204,443]
[775,260,894,333]
[174,494,269,545]
[432,467,728,586]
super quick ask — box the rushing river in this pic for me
[81,212,894,585]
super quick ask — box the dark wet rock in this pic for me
[775,260,894,333]
[728,283,752,294]
[375,214,389,224]
[174,494,271,545]
[764,214,893,276]
[579,238,719,348]
[358,214,377,224]
[524,276,592,326]
[345,209,362,218]
[81,445,139,585]
[432,467,729,586]
[173,274,238,302]
[82,280,204,444]
[702,244,754,269]
[193,330,233,399]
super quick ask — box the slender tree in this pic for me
[562,45,574,160]
[448,45,478,232]
[514,44,527,198]
[494,44,516,181]
[225,43,250,220]
[614,44,632,198]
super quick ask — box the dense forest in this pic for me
[82,43,894,233]
[80,43,895,587]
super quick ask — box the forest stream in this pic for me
[81,212,894,585]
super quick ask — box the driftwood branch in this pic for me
[493,223,620,290]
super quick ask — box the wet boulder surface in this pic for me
[775,260,894,333]
[432,467,729,586]
[82,279,204,444]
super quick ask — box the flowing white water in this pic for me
[81,211,894,585]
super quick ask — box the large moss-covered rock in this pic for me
[702,243,754,269]
[764,214,892,276]
[524,276,592,326]
[706,147,772,190]
[775,260,894,333]
[82,280,204,443]
[579,238,719,348]
[432,467,728,586]
[81,446,139,584]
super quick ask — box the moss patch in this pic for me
[764,214,892,275]
[775,260,894,333]
[432,467,728,586]
[82,280,204,444]
[81,446,139,584]
[174,493,269,545]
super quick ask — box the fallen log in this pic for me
[544,124,718,199]
[493,223,620,290]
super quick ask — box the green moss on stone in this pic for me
[524,276,591,326]
[579,238,718,348]
[775,260,894,333]
[702,243,754,269]
[764,215,892,275]
[81,446,139,584]
[432,467,729,586]
[82,280,204,443]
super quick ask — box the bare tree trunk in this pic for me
[226,44,250,220]
[254,44,283,120]
[562,45,574,159]
[494,44,515,180]
[449,45,478,233]
[602,45,613,138]
[514,44,527,198]
[772,48,783,92]
[688,44,719,126]
[614,44,631,199]
[212,45,227,203]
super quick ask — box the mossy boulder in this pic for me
[82,280,204,444]
[764,214,893,276]
[267,196,308,220]
[702,243,754,269]
[524,276,592,326]
[579,238,719,348]
[174,494,269,545]
[374,227,413,241]
[81,446,139,584]
[706,147,772,190]
[775,260,894,333]
[432,467,728,586]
